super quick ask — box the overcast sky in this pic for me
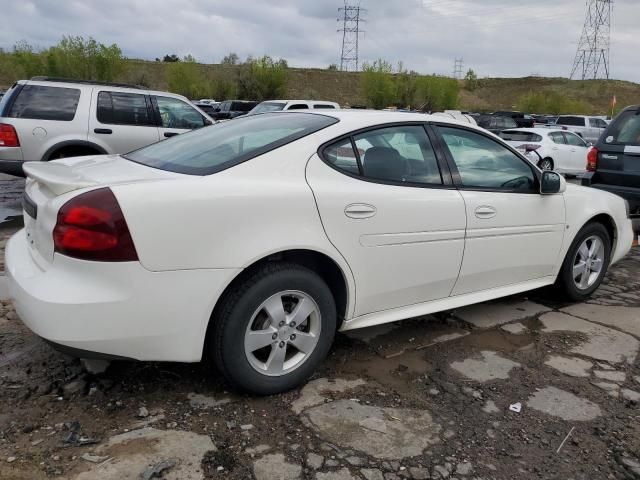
[1,0,638,82]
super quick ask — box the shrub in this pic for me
[237,56,288,100]
[361,59,396,109]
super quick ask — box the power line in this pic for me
[453,58,464,79]
[570,0,613,80]
[338,1,366,72]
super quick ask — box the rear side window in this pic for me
[557,116,584,127]
[287,104,309,110]
[125,112,338,175]
[606,110,640,145]
[231,102,255,112]
[314,104,337,109]
[590,118,607,128]
[7,85,80,121]
[499,131,542,142]
[97,91,153,126]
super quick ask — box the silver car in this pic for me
[0,77,212,168]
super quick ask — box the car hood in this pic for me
[23,155,185,195]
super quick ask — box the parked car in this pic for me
[7,111,633,394]
[0,77,213,176]
[198,99,217,105]
[554,115,608,143]
[500,127,590,175]
[476,115,518,135]
[432,110,477,126]
[212,100,258,120]
[531,114,557,126]
[248,100,340,115]
[582,105,640,218]
[493,111,535,128]
[193,102,218,117]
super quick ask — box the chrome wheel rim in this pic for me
[244,290,321,377]
[572,235,605,290]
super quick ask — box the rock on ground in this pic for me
[561,304,640,338]
[450,351,521,382]
[291,378,366,414]
[303,399,440,459]
[187,392,232,408]
[501,322,528,335]
[526,386,601,421]
[454,299,550,329]
[544,355,593,378]
[73,427,214,480]
[316,468,357,479]
[593,370,626,383]
[253,453,301,480]
[540,312,639,364]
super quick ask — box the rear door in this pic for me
[88,90,160,154]
[595,108,640,188]
[152,95,207,139]
[563,131,589,172]
[548,131,573,170]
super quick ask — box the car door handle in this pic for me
[475,206,497,219]
[94,128,112,134]
[344,204,377,219]
[164,132,179,138]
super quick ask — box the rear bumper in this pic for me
[582,175,640,212]
[6,230,240,362]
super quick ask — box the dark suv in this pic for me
[212,100,258,120]
[582,105,640,223]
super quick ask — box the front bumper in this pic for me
[6,230,240,362]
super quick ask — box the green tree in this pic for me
[221,53,239,65]
[163,54,180,62]
[12,41,45,78]
[464,68,478,91]
[166,55,208,98]
[327,64,338,71]
[395,62,418,108]
[43,36,126,81]
[414,75,459,111]
[360,59,396,109]
[237,56,288,100]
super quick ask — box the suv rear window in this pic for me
[97,91,154,126]
[499,131,542,142]
[7,85,80,121]
[606,110,640,146]
[556,116,584,127]
[125,112,338,175]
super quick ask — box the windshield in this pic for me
[125,113,338,175]
[249,102,287,115]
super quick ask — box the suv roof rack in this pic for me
[30,77,148,90]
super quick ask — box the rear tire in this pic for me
[212,262,336,395]
[556,222,611,301]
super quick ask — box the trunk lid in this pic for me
[22,155,185,265]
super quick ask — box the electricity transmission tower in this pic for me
[338,1,366,72]
[453,58,464,79]
[570,0,613,80]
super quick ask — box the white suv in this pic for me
[248,100,340,115]
[0,78,212,172]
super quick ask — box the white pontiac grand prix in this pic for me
[6,111,634,394]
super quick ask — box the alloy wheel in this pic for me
[572,235,605,290]
[244,290,321,376]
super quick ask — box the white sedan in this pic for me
[6,111,634,394]
[499,127,590,175]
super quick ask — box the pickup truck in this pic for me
[554,115,608,144]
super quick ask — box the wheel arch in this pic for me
[42,140,107,161]
[202,248,353,359]
[586,212,617,252]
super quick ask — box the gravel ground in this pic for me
[0,176,639,480]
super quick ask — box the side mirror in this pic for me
[540,171,567,195]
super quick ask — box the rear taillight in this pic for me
[0,123,20,147]
[587,146,599,172]
[53,188,138,262]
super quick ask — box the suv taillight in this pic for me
[587,146,599,172]
[0,124,20,147]
[53,188,138,262]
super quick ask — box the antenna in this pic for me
[570,0,613,80]
[338,1,366,72]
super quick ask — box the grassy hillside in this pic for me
[3,59,638,114]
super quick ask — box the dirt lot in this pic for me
[0,183,639,479]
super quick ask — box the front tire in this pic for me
[212,263,336,395]
[556,222,611,301]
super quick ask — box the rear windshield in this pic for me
[125,113,338,175]
[232,102,257,112]
[499,131,542,142]
[605,110,640,146]
[6,84,81,121]
[250,102,286,115]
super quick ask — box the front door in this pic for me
[433,125,566,295]
[152,95,207,140]
[306,124,466,316]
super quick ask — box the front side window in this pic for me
[438,126,536,191]
[564,132,587,147]
[97,91,153,126]
[8,85,80,121]
[549,132,566,145]
[126,112,338,175]
[155,96,205,129]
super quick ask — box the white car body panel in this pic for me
[5,111,634,362]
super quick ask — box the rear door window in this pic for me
[97,91,154,126]
[564,132,587,147]
[287,104,309,110]
[7,85,80,121]
[549,132,567,145]
[313,104,337,109]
